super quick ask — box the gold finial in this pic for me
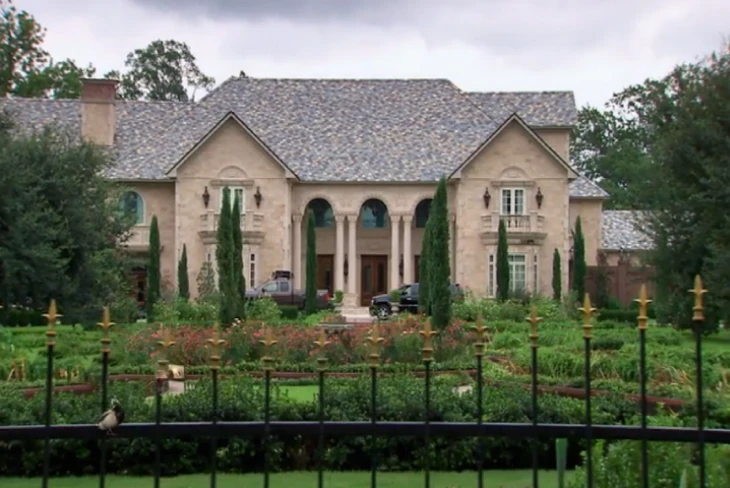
[155,326,176,379]
[207,323,225,370]
[577,293,596,339]
[689,274,707,322]
[420,319,439,363]
[98,307,115,354]
[43,300,62,347]
[471,312,488,357]
[260,323,277,371]
[526,306,542,348]
[635,284,652,331]
[365,323,385,368]
[313,327,331,371]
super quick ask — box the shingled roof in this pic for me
[0,77,604,197]
[601,210,653,251]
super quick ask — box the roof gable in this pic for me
[449,113,579,180]
[166,111,298,179]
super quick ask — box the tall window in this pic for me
[415,199,432,228]
[221,187,245,214]
[509,254,527,292]
[488,254,495,297]
[360,199,388,228]
[120,191,144,225]
[308,198,334,228]
[501,188,525,215]
[533,252,539,294]
[249,253,257,288]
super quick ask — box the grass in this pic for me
[0,470,573,488]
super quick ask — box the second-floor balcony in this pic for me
[480,212,546,244]
[199,210,265,245]
[121,225,150,252]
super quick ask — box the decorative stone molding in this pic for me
[210,179,254,188]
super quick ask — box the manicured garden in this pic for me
[2,293,730,487]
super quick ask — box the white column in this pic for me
[335,215,345,292]
[390,214,401,289]
[347,214,357,294]
[292,214,302,289]
[402,215,413,284]
[449,213,456,282]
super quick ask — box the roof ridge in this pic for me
[471,90,575,95]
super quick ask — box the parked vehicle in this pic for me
[369,282,463,319]
[245,278,332,310]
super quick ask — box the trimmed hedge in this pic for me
[1,375,728,476]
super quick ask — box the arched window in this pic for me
[307,198,334,228]
[120,191,144,225]
[360,199,389,229]
[415,199,432,228]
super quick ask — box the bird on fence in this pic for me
[98,397,125,436]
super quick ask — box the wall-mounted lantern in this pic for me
[483,188,491,209]
[254,187,263,208]
[536,187,544,209]
[202,186,210,208]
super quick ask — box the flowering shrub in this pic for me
[123,316,471,367]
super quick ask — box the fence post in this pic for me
[41,300,60,488]
[527,306,542,488]
[207,323,224,488]
[260,324,277,488]
[636,285,651,488]
[313,328,331,488]
[690,275,707,487]
[578,294,596,487]
[365,322,384,488]
[472,314,488,488]
[98,307,114,488]
[420,319,438,488]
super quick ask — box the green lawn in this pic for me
[278,384,319,402]
[1,470,572,488]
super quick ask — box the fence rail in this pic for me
[0,276,726,488]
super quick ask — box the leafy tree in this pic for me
[177,244,189,301]
[1,1,95,98]
[216,187,236,325]
[418,217,433,315]
[104,39,215,101]
[0,115,132,319]
[572,217,586,301]
[231,194,244,318]
[428,177,451,330]
[146,215,160,321]
[552,248,562,301]
[496,219,510,302]
[305,210,318,315]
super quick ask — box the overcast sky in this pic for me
[16,0,730,107]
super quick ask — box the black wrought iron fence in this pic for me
[0,276,729,488]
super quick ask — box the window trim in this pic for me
[500,187,526,216]
[508,253,527,293]
[220,186,246,214]
[249,253,257,288]
[121,191,145,226]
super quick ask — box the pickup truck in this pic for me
[369,282,464,320]
[245,278,332,310]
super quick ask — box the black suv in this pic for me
[369,282,463,320]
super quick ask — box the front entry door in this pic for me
[317,255,334,295]
[360,255,388,306]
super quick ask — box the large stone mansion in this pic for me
[0,76,650,307]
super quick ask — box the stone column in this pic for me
[335,215,345,292]
[402,215,413,284]
[292,214,302,289]
[449,213,456,282]
[390,214,401,289]
[347,214,357,295]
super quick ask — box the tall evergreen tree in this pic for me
[595,251,610,308]
[429,177,452,330]
[572,216,586,301]
[496,219,510,302]
[216,187,236,325]
[305,210,318,315]
[552,248,562,301]
[177,244,189,301]
[146,215,160,321]
[418,217,433,315]
[231,194,245,318]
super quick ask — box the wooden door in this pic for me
[360,255,388,306]
[317,255,334,295]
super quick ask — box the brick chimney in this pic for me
[80,78,118,146]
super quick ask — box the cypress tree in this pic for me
[146,215,161,322]
[496,218,510,302]
[216,187,235,325]
[572,216,587,301]
[231,194,245,318]
[429,176,452,330]
[552,248,562,301]
[418,210,433,315]
[178,244,189,301]
[305,210,318,315]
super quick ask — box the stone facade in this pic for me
[0,77,651,307]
